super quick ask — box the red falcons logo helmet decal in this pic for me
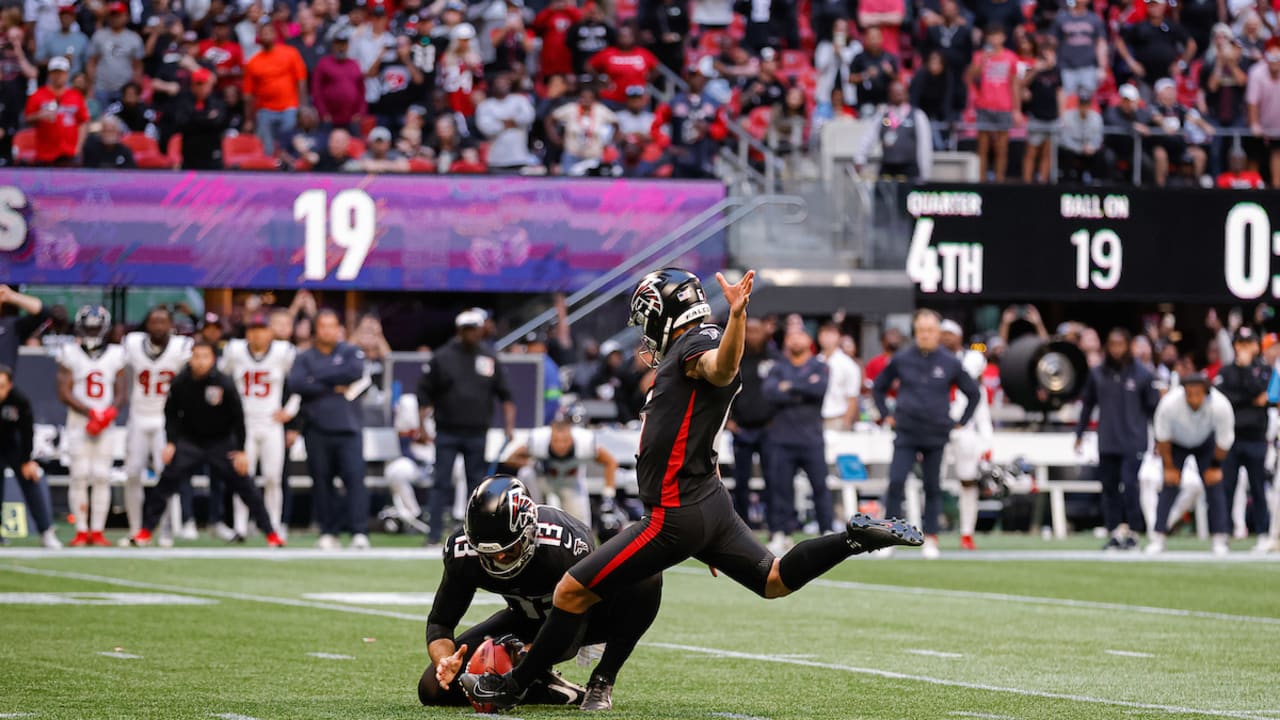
[631,279,664,323]
[507,489,535,532]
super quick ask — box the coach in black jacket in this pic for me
[872,310,980,550]
[1075,328,1161,549]
[1215,327,1272,540]
[131,341,280,546]
[0,365,58,545]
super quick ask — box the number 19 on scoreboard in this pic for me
[292,188,377,282]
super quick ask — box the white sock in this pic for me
[167,495,183,536]
[264,477,284,534]
[69,478,89,533]
[388,475,420,519]
[1169,483,1202,525]
[89,478,111,532]
[123,475,144,536]
[232,496,249,537]
[958,483,979,536]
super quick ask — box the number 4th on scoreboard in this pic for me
[907,218,984,293]
[293,188,377,282]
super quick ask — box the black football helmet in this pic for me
[74,305,111,353]
[628,268,710,365]
[464,475,538,578]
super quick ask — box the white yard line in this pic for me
[0,548,442,560]
[711,713,772,720]
[644,643,1277,720]
[949,712,1020,720]
[905,649,964,659]
[97,651,142,660]
[305,653,354,660]
[5,564,1276,719]
[666,567,1280,626]
[1104,650,1155,659]
[210,713,262,720]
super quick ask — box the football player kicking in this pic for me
[57,306,127,547]
[121,307,193,545]
[221,312,297,541]
[462,268,924,711]
[422,475,661,710]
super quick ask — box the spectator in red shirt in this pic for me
[441,23,483,117]
[967,24,1020,181]
[23,56,87,165]
[587,25,659,105]
[198,15,244,90]
[1216,147,1266,188]
[532,0,580,77]
[862,326,904,387]
[312,29,366,132]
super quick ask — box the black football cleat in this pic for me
[459,671,526,710]
[845,513,924,554]
[1102,536,1123,551]
[580,676,614,712]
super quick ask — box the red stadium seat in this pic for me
[781,49,812,73]
[359,115,377,139]
[448,159,487,174]
[12,128,37,165]
[745,106,773,140]
[122,132,161,163]
[222,134,266,167]
[166,134,183,166]
[236,155,281,170]
[346,138,366,160]
[408,157,436,173]
[135,154,174,169]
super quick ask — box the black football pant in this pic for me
[418,574,663,705]
[570,486,774,598]
[1221,439,1271,535]
[142,439,273,535]
[1097,451,1145,533]
[1154,438,1229,535]
[0,452,53,533]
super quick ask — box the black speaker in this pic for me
[999,335,1088,411]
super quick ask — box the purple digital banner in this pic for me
[0,169,727,291]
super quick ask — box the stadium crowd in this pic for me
[5,0,1280,183]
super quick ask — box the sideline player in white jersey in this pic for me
[940,320,994,555]
[505,419,618,526]
[121,307,193,543]
[221,312,297,539]
[56,306,127,547]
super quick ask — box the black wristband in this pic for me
[425,623,454,646]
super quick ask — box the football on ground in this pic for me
[1,532,1278,720]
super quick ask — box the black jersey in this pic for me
[426,505,594,643]
[636,324,741,508]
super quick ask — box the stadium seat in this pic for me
[448,159,488,174]
[745,106,773,141]
[122,132,162,164]
[408,157,436,173]
[359,115,377,139]
[166,134,182,166]
[222,134,266,168]
[12,128,36,165]
[135,154,174,169]
[346,138,366,159]
[236,155,281,170]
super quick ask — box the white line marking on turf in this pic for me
[0,592,215,606]
[1,566,430,623]
[666,567,1280,627]
[0,713,37,717]
[302,591,504,606]
[97,651,142,660]
[306,652,355,660]
[644,642,1278,720]
[711,712,771,720]
[9,564,1269,720]
[1105,650,1155,658]
[949,712,1019,720]
[0,547,443,560]
[906,649,964,659]
[775,653,816,659]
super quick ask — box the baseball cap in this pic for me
[1154,77,1176,93]
[333,27,352,41]
[191,66,213,83]
[213,12,232,24]
[624,84,646,98]
[760,47,777,61]
[368,126,393,143]
[57,1,76,14]
[1234,327,1259,344]
[1118,83,1140,101]
[1180,372,1210,387]
[245,311,270,328]
[107,1,127,13]
[201,312,222,329]
[940,319,963,336]
[444,0,466,11]
[455,309,486,328]
[1077,87,1094,104]
[1266,37,1280,57]
[48,56,71,72]
[451,22,475,39]
[370,0,388,16]
[600,339,623,356]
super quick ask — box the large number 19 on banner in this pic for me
[293,189,377,282]
[905,184,1280,303]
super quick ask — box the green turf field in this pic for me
[2,533,1279,720]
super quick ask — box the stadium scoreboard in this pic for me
[906,184,1280,303]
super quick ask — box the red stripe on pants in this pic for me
[660,392,697,507]
[588,507,666,589]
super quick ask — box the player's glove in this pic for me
[85,408,110,436]
[492,634,527,665]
